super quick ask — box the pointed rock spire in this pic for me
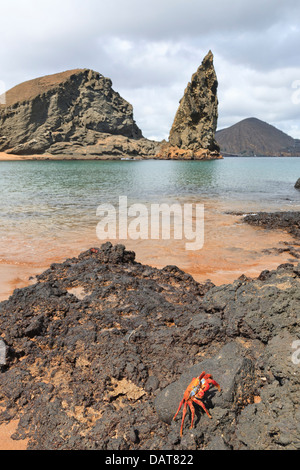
[156,51,221,160]
[169,50,220,152]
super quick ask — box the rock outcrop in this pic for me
[0,69,159,158]
[156,51,221,160]
[0,242,299,450]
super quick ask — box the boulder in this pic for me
[154,342,255,427]
[295,178,300,189]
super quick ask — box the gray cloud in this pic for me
[1,0,300,140]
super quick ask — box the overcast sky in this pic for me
[1,0,300,140]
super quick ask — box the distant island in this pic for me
[216,117,300,157]
[0,52,221,161]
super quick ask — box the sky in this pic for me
[1,0,300,141]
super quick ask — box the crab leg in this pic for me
[173,399,184,421]
[188,401,195,429]
[198,371,206,381]
[208,378,221,392]
[203,373,221,392]
[180,402,188,436]
[192,397,212,419]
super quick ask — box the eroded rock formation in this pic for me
[156,51,221,160]
[0,69,159,158]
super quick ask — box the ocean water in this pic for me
[0,157,300,288]
[1,157,300,227]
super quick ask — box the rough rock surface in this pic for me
[0,69,159,158]
[155,142,221,161]
[0,242,299,450]
[156,51,221,160]
[295,178,300,189]
[243,212,300,240]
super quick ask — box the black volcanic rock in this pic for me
[0,69,159,157]
[216,117,300,157]
[0,243,299,450]
[242,211,300,239]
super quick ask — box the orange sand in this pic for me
[0,152,54,161]
[0,419,28,450]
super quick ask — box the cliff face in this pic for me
[156,51,221,160]
[0,69,159,157]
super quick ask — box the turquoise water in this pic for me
[0,157,300,263]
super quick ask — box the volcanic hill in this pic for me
[216,117,300,157]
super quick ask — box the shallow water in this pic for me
[0,157,300,299]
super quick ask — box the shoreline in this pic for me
[0,151,223,162]
[1,151,300,162]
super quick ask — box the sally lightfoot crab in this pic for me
[173,371,221,436]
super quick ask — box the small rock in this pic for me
[0,338,7,366]
[295,178,300,189]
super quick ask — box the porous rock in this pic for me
[0,244,299,450]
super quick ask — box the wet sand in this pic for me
[1,210,297,302]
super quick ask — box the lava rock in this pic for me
[0,243,299,450]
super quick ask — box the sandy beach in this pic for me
[0,152,54,161]
[0,152,105,161]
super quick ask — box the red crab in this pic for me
[173,371,221,436]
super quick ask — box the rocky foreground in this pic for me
[0,243,299,450]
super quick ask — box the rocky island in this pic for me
[0,69,159,159]
[0,53,222,161]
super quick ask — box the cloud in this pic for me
[1,0,300,140]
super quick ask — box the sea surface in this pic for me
[0,157,300,297]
